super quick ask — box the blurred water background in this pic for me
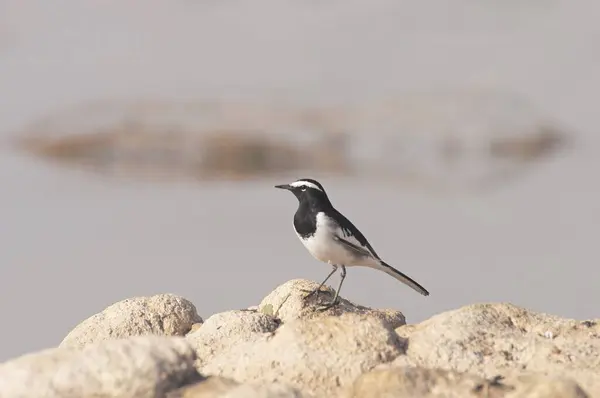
[1,0,599,361]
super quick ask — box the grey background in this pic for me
[1,0,599,362]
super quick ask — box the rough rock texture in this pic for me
[0,336,202,398]
[194,312,405,397]
[345,366,589,398]
[60,294,203,349]
[186,310,280,368]
[3,284,597,398]
[167,376,306,398]
[390,303,600,395]
[258,279,405,328]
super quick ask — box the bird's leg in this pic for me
[318,265,346,311]
[303,265,338,301]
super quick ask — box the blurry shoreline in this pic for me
[13,95,568,193]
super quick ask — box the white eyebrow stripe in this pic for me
[290,180,323,191]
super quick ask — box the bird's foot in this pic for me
[302,287,323,301]
[316,299,340,312]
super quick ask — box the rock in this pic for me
[345,366,588,398]
[503,374,589,398]
[197,312,405,397]
[188,323,203,334]
[167,376,306,398]
[258,279,405,328]
[60,294,203,349]
[6,280,596,398]
[186,309,280,368]
[168,377,240,397]
[346,366,495,398]
[391,303,600,395]
[0,336,202,398]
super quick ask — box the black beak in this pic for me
[275,184,292,190]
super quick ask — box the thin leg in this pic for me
[303,265,338,300]
[318,265,346,311]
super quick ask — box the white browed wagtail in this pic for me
[275,178,429,309]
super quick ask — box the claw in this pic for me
[316,299,340,311]
[302,288,321,301]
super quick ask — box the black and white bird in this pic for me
[275,178,429,309]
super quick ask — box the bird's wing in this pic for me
[329,209,381,260]
[333,235,374,258]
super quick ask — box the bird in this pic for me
[275,178,429,310]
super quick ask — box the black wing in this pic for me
[330,208,381,260]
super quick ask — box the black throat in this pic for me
[293,193,332,239]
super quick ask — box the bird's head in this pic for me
[275,178,330,205]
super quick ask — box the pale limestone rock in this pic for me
[60,294,203,349]
[167,376,307,398]
[504,374,589,398]
[8,281,597,398]
[258,279,405,328]
[392,303,600,395]
[345,366,588,398]
[198,312,405,397]
[186,310,279,368]
[0,336,202,398]
[188,323,203,334]
[346,366,500,398]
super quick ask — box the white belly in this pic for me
[295,212,367,266]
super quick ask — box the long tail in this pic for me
[375,261,430,296]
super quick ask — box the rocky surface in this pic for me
[186,309,280,369]
[166,376,306,398]
[0,280,597,397]
[196,312,403,397]
[345,367,588,398]
[258,279,406,327]
[390,303,600,394]
[0,336,202,398]
[60,293,202,349]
